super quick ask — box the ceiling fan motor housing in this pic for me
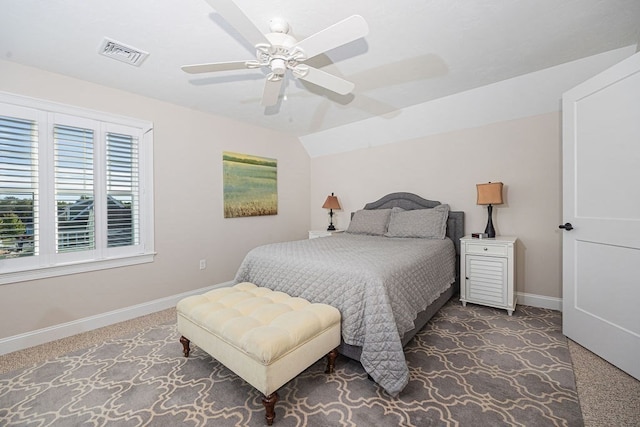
[268,17,290,34]
[258,32,306,78]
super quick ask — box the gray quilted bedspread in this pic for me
[233,233,456,396]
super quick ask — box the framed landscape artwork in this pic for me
[223,151,277,218]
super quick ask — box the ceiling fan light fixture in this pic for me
[182,1,369,106]
[270,58,287,74]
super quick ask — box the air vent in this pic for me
[99,38,149,67]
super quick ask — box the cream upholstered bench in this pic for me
[176,282,341,425]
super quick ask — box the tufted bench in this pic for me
[176,282,341,425]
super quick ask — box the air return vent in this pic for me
[99,37,149,67]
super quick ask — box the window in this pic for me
[0,93,154,284]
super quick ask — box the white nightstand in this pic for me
[460,235,517,315]
[308,230,344,239]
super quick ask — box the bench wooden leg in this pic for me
[180,335,191,357]
[325,348,338,374]
[262,392,279,425]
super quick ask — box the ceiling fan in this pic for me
[182,0,369,106]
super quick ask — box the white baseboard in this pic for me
[517,292,562,311]
[0,281,234,356]
[1,284,562,356]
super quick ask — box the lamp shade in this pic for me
[476,182,503,205]
[322,194,341,210]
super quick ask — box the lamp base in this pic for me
[485,204,496,238]
[327,209,336,231]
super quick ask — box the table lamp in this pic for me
[322,193,341,231]
[476,182,503,238]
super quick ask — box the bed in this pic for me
[233,192,464,396]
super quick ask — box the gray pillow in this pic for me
[385,204,450,239]
[346,209,392,235]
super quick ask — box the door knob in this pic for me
[559,223,574,231]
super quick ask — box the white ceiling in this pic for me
[1,0,639,137]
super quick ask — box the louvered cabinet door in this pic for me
[459,236,517,315]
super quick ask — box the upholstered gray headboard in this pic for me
[356,192,465,256]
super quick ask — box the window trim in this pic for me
[0,91,155,285]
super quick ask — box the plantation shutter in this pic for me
[0,115,38,257]
[1,93,154,283]
[106,131,139,248]
[54,124,95,253]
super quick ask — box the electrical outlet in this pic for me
[199,259,206,270]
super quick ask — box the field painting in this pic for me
[223,151,277,218]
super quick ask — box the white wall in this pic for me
[311,112,562,300]
[0,60,311,339]
[308,46,637,305]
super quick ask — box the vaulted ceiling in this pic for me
[1,0,638,136]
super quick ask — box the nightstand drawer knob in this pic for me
[483,247,488,251]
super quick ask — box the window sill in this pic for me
[0,253,156,285]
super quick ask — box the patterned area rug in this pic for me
[0,301,582,426]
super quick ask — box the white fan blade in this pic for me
[181,61,250,74]
[261,77,283,106]
[205,0,270,48]
[293,15,368,60]
[297,66,355,95]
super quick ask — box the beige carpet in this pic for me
[567,339,640,427]
[1,306,638,426]
[0,309,177,375]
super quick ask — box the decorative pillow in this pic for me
[346,209,392,235]
[385,204,450,239]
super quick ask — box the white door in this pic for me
[562,51,640,380]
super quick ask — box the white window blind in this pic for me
[106,131,139,248]
[0,115,38,259]
[54,124,95,253]
[0,93,154,284]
